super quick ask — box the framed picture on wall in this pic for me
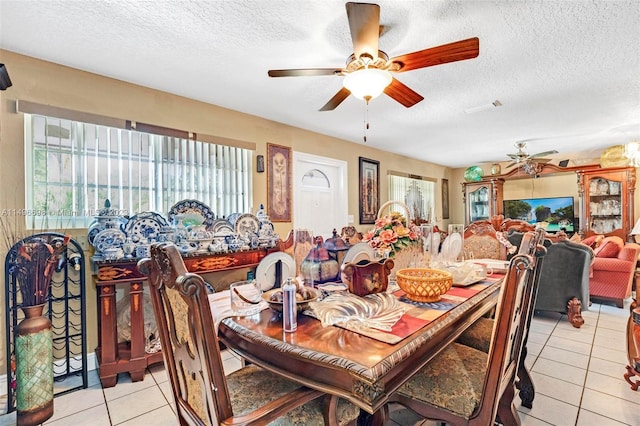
[267,143,292,222]
[359,157,380,224]
[442,178,450,219]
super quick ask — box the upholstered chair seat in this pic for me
[389,230,546,425]
[228,366,359,425]
[455,317,493,353]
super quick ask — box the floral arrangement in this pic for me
[363,212,420,257]
[9,235,70,306]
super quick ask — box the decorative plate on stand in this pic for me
[235,214,260,238]
[123,211,170,242]
[167,199,215,230]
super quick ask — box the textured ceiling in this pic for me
[1,0,639,168]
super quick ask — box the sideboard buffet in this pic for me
[93,242,289,387]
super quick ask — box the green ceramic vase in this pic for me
[16,304,54,426]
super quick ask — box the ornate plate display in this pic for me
[234,213,260,237]
[167,199,215,230]
[92,228,127,252]
[226,212,242,227]
[87,222,106,245]
[123,211,169,242]
[599,145,628,168]
[255,252,296,291]
[211,218,234,234]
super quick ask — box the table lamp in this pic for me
[631,218,640,243]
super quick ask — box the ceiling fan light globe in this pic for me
[343,68,392,101]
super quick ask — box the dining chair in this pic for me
[387,229,546,425]
[138,242,359,426]
[462,220,506,260]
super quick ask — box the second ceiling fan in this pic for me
[268,2,480,111]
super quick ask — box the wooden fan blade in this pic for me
[268,68,343,77]
[531,150,559,158]
[390,37,479,72]
[383,78,424,108]
[345,2,380,59]
[319,87,351,111]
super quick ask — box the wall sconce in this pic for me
[256,155,265,173]
[0,64,12,90]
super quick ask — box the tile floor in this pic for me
[1,300,639,425]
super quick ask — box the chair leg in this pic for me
[567,297,584,328]
[496,382,520,426]
[516,344,535,409]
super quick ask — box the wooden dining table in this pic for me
[217,279,503,424]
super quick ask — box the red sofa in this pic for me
[587,236,640,308]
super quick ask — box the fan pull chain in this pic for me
[363,99,370,143]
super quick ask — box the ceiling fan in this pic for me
[505,141,559,174]
[267,2,479,111]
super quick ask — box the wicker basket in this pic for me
[395,268,453,303]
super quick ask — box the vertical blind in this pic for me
[25,114,252,229]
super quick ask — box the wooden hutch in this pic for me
[462,163,636,240]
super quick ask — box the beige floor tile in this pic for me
[45,384,105,422]
[0,411,16,426]
[45,403,110,426]
[576,409,629,426]
[590,345,629,365]
[158,380,176,411]
[118,404,178,426]
[588,356,629,380]
[525,353,537,370]
[580,388,640,425]
[545,335,592,356]
[538,345,590,369]
[555,320,596,335]
[223,356,243,375]
[530,321,556,336]
[517,411,555,425]
[532,357,587,386]
[528,330,552,345]
[597,317,630,331]
[526,341,544,357]
[148,364,169,384]
[107,385,168,425]
[529,371,584,406]
[517,393,579,426]
[585,370,640,404]
[551,326,596,345]
[102,373,157,401]
[593,331,627,352]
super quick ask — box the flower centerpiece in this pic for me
[364,211,421,258]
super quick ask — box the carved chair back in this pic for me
[463,220,505,260]
[480,228,546,423]
[138,243,233,425]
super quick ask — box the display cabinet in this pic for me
[577,166,636,240]
[462,178,504,225]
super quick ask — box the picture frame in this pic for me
[267,143,292,222]
[442,178,450,220]
[359,157,380,224]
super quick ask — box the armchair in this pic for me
[507,230,593,327]
[590,238,640,308]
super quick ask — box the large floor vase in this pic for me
[16,304,54,425]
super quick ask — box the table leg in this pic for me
[97,284,118,387]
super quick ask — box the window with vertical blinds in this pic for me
[388,172,436,223]
[25,114,253,229]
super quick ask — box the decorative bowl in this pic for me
[262,287,320,313]
[395,268,453,302]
